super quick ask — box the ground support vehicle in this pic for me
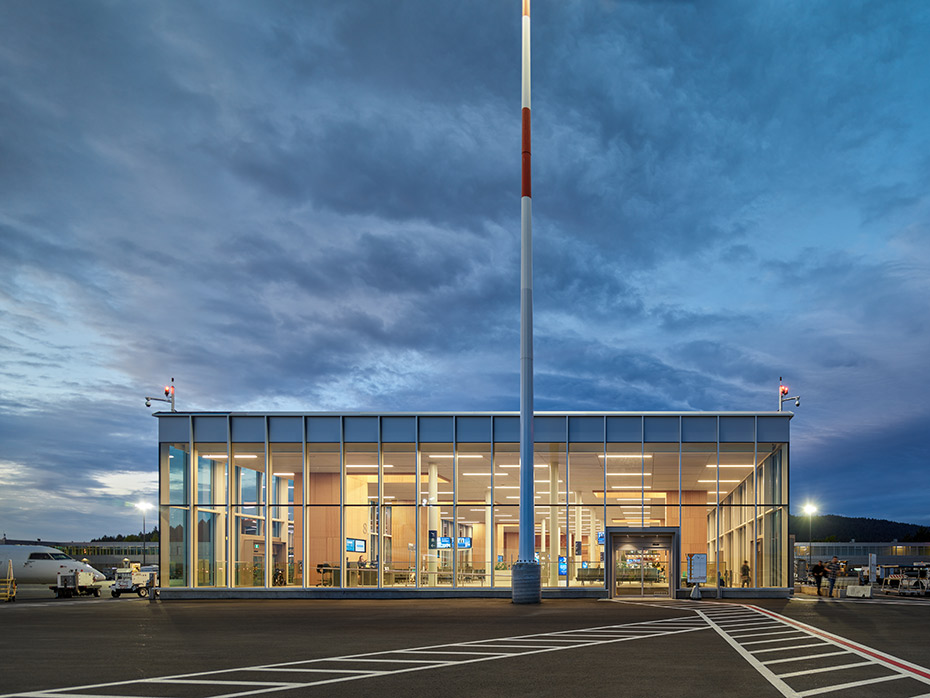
[111,563,157,598]
[880,565,929,597]
[51,570,101,598]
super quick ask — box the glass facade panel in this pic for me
[456,443,491,587]
[537,443,566,587]
[344,443,377,586]
[232,506,265,587]
[270,443,302,586]
[493,505,519,586]
[383,444,416,586]
[166,505,188,587]
[567,444,603,587]
[194,508,224,586]
[308,505,340,587]
[419,444,453,586]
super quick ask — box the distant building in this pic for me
[795,541,930,570]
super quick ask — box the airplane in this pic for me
[1,544,107,585]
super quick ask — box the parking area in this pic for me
[1,593,928,697]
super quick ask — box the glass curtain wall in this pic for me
[419,444,453,586]
[382,443,416,586]
[492,443,519,585]
[536,443,566,588]
[159,442,190,586]
[344,443,377,587]
[567,444,604,587]
[455,443,492,587]
[159,416,788,592]
[270,443,302,586]
[193,442,227,587]
[232,442,266,587]
[307,443,340,587]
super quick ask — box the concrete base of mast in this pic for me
[511,562,541,604]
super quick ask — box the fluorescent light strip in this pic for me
[275,472,294,476]
[234,454,259,459]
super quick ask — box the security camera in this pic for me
[145,399,151,408]
[795,398,800,407]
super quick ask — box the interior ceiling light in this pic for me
[496,485,519,489]
[498,464,520,468]
[201,455,228,459]
[233,454,259,459]
[275,472,295,476]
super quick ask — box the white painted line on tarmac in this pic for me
[795,673,906,696]
[0,616,709,698]
[776,661,872,678]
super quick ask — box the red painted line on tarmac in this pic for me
[748,604,930,681]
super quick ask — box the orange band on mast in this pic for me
[523,0,530,17]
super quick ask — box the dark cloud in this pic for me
[1,1,928,535]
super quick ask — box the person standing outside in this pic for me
[826,556,841,598]
[811,560,825,595]
[740,560,751,587]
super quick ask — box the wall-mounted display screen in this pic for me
[346,538,366,553]
[457,537,472,549]
[438,536,452,549]
[597,531,605,545]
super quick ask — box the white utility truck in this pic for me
[52,570,101,598]
[111,563,157,598]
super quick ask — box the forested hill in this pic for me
[788,514,929,542]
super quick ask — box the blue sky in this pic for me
[1,1,928,540]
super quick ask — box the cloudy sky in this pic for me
[1,1,928,541]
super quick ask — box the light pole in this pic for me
[136,502,153,565]
[803,503,817,571]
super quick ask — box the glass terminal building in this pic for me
[156,411,791,598]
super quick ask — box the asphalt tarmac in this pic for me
[1,589,928,697]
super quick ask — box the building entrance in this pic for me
[609,531,676,598]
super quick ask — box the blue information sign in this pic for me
[558,556,567,576]
[428,530,437,550]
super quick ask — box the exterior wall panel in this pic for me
[493,416,519,443]
[193,416,227,443]
[230,416,265,442]
[158,415,190,443]
[418,416,453,442]
[719,416,754,443]
[534,416,566,442]
[681,416,716,442]
[268,416,302,442]
[456,416,492,443]
[381,416,416,443]
[606,416,642,442]
[568,416,603,443]
[644,416,679,442]
[306,417,340,442]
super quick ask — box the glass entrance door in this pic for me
[612,534,672,597]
